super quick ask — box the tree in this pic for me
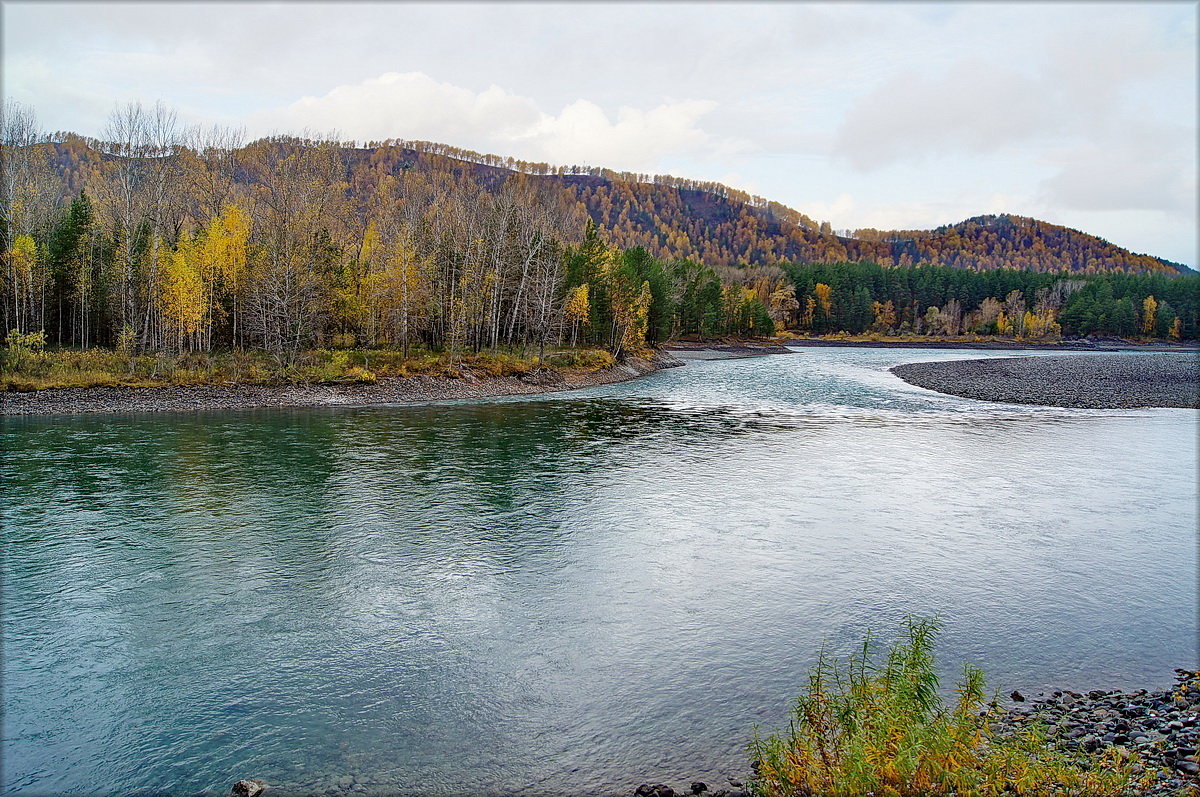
[871,299,897,333]
[160,239,206,351]
[564,283,590,347]
[812,282,833,332]
[197,203,252,348]
[1141,295,1158,336]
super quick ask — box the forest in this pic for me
[784,262,1198,340]
[2,99,1196,376]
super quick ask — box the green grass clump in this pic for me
[751,617,1151,797]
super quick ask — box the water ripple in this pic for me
[3,347,1196,795]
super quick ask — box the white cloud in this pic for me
[3,2,1195,266]
[795,193,856,224]
[833,59,1068,170]
[247,72,726,173]
[1037,126,1196,216]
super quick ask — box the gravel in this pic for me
[891,353,1199,408]
[988,669,1200,796]
[1,353,683,416]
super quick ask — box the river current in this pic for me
[3,347,1196,795]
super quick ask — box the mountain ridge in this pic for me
[40,131,1190,276]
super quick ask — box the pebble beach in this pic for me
[891,352,1200,409]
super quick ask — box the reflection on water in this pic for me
[3,348,1196,795]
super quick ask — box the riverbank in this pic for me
[892,352,1200,409]
[629,669,1200,797]
[987,669,1200,797]
[785,335,1199,352]
[0,352,683,416]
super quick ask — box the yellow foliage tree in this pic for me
[871,300,897,332]
[196,204,252,346]
[813,282,833,314]
[365,236,427,356]
[800,296,816,330]
[623,280,652,357]
[160,240,206,351]
[5,234,38,332]
[1141,295,1158,335]
[564,283,590,347]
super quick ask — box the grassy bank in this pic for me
[0,344,616,392]
[750,618,1158,797]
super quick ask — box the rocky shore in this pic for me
[989,669,1200,796]
[891,352,1200,408]
[1,352,683,416]
[631,671,1200,797]
[664,342,795,359]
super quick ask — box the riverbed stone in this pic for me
[230,780,267,797]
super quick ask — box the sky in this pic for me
[4,1,1197,267]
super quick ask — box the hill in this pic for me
[1,121,1194,356]
[37,133,1191,276]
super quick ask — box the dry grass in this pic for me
[1,345,617,391]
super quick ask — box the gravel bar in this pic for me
[891,353,1199,409]
[1,352,683,416]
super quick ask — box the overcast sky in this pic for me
[4,1,1196,266]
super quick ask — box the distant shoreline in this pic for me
[1,352,684,417]
[892,352,1200,409]
[782,336,1199,353]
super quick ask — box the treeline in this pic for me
[17,101,1190,290]
[783,261,1199,339]
[0,101,789,359]
[3,99,1194,364]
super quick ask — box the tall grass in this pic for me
[750,617,1151,796]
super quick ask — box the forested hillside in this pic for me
[1,100,1195,362]
[32,123,1189,278]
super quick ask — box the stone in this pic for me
[231,781,267,797]
[691,782,708,794]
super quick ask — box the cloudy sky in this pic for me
[4,1,1196,266]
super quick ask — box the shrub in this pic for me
[750,617,1150,797]
[544,349,616,371]
[3,329,47,372]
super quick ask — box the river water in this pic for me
[3,348,1196,795]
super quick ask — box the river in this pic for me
[3,347,1196,795]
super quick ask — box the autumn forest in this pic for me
[2,100,1197,370]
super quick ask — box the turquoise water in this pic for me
[3,348,1196,795]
